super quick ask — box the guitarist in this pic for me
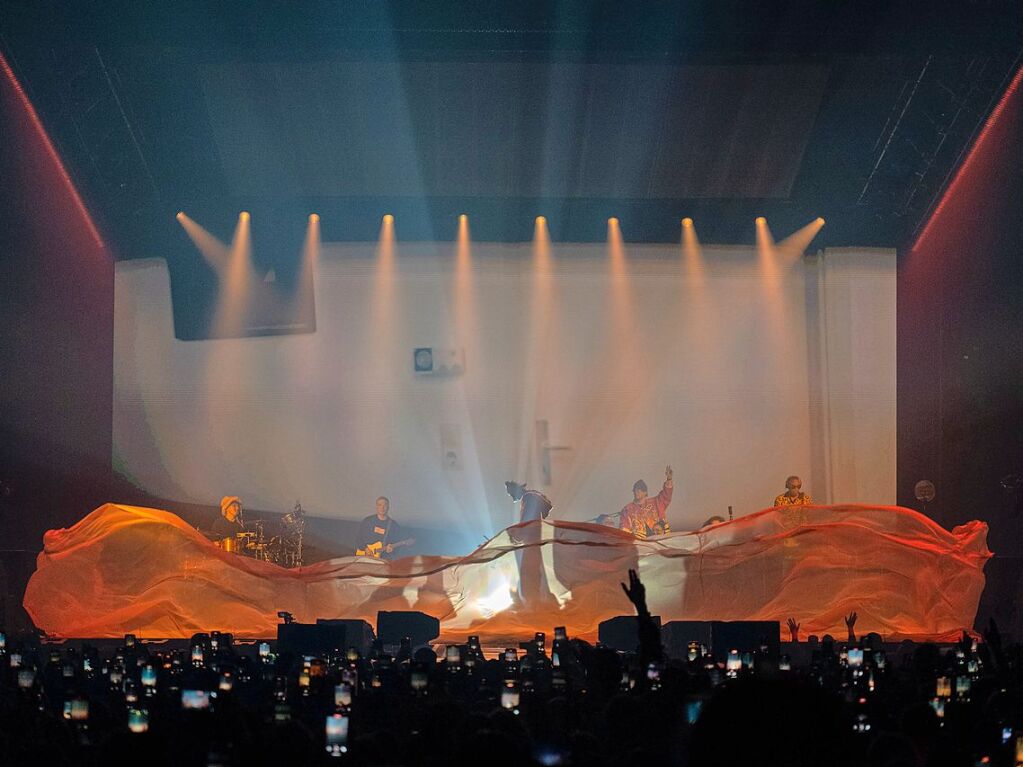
[356,496,414,559]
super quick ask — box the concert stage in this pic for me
[24,503,990,644]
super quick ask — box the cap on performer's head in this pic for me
[220,495,242,518]
[505,481,526,500]
[632,479,648,494]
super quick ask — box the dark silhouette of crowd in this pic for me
[0,570,1018,766]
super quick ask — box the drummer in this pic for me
[211,495,246,543]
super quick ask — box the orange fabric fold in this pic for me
[24,503,990,643]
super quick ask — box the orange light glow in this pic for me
[755,216,766,225]
[309,213,319,223]
[682,217,693,228]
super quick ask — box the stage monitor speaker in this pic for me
[316,618,375,655]
[710,621,781,657]
[277,622,346,657]
[662,621,713,659]
[377,611,440,647]
[598,615,662,652]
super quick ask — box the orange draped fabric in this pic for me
[24,503,990,643]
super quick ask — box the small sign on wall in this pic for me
[413,347,465,376]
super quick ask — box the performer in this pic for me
[619,465,673,538]
[773,476,813,507]
[504,481,553,523]
[211,495,245,542]
[356,496,414,559]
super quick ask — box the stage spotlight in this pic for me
[239,211,250,221]
[176,211,185,220]
[309,213,319,223]
[459,213,468,222]
[383,214,394,223]
[608,217,619,226]
[817,217,825,225]
[755,216,766,225]
[536,215,546,225]
[682,217,693,228]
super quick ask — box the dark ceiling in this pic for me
[1,0,1020,262]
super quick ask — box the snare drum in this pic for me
[218,536,241,553]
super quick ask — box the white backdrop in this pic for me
[113,242,896,552]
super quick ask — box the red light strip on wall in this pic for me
[912,64,1022,254]
[0,52,106,250]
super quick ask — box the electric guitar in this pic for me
[355,538,415,559]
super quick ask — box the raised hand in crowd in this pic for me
[786,617,800,643]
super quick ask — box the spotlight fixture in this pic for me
[383,214,394,223]
[755,216,766,225]
[682,217,693,227]
[240,211,250,221]
[309,213,320,222]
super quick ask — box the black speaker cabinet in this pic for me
[376,610,440,647]
[598,615,662,652]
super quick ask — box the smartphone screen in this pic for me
[141,665,157,687]
[534,633,546,653]
[182,689,211,709]
[445,646,461,665]
[325,713,349,756]
[128,708,149,733]
[335,683,352,707]
[554,627,567,641]
[685,699,703,724]
[258,642,271,659]
[17,669,36,689]
[70,698,89,721]
[411,669,428,691]
[847,648,864,668]
[501,682,520,710]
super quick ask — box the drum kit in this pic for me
[215,502,305,568]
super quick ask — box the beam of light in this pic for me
[300,213,321,280]
[912,65,1023,255]
[370,213,397,344]
[291,213,320,327]
[755,216,778,278]
[776,217,826,262]
[176,211,230,271]
[0,52,105,251]
[212,212,253,339]
[681,217,705,287]
[755,216,789,352]
[513,216,557,485]
[454,213,475,336]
